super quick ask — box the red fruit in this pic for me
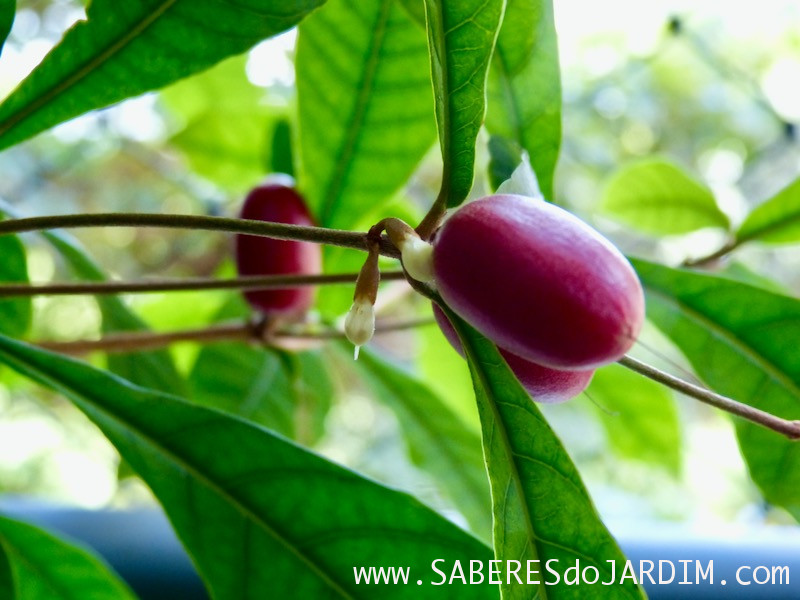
[432,194,644,370]
[432,304,593,403]
[235,181,322,317]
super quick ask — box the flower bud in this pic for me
[344,298,375,358]
[344,242,380,358]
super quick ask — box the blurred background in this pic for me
[0,0,799,541]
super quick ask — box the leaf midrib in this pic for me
[738,204,800,244]
[0,0,179,139]
[644,285,800,404]
[321,0,393,225]
[460,333,549,600]
[0,346,356,600]
[0,528,91,600]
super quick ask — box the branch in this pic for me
[0,213,401,258]
[34,318,435,356]
[0,271,408,297]
[681,239,740,268]
[618,354,800,440]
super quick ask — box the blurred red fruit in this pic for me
[235,180,322,317]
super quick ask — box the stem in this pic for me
[415,188,448,240]
[34,318,435,356]
[0,271,408,297]
[0,213,401,258]
[682,239,740,268]
[619,355,800,440]
[37,323,254,355]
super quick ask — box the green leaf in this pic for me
[348,345,491,541]
[417,314,480,428]
[601,160,730,235]
[270,117,295,177]
[0,333,495,598]
[633,258,800,516]
[486,0,561,199]
[588,363,681,475]
[0,234,30,338]
[0,514,136,599]
[486,135,522,193]
[161,55,273,192]
[0,0,13,55]
[191,343,332,446]
[448,309,644,599]
[424,0,506,207]
[0,198,185,395]
[737,176,800,244]
[296,0,434,228]
[398,0,425,26]
[0,0,325,152]
[49,230,187,396]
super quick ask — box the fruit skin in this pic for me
[432,194,644,370]
[432,304,593,403]
[235,181,322,317]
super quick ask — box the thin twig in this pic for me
[0,271,408,297]
[34,318,436,356]
[682,239,740,268]
[0,213,401,258]
[36,323,254,355]
[619,354,800,440]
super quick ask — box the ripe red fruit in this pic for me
[432,304,593,403]
[235,181,322,317]
[432,194,644,370]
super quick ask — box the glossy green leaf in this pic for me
[296,0,434,228]
[0,234,30,338]
[161,55,272,192]
[0,333,494,598]
[601,160,730,235]
[0,200,185,396]
[424,0,506,207]
[348,345,491,541]
[737,176,800,244]
[486,0,561,199]
[0,514,136,599]
[191,343,332,446]
[449,310,644,599]
[588,363,681,475]
[0,0,13,56]
[633,258,800,516]
[0,0,325,152]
